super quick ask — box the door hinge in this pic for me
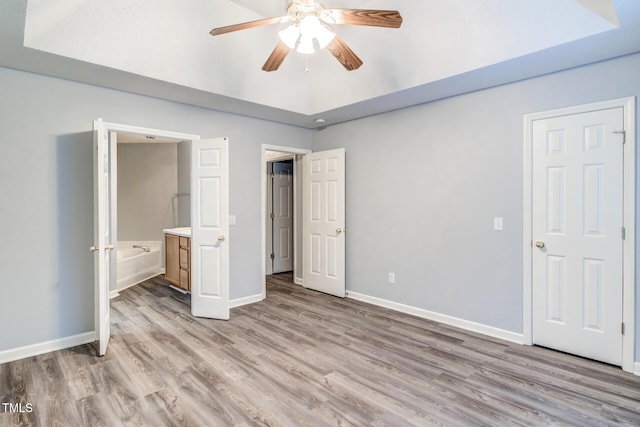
[613,130,626,144]
[622,227,626,240]
[270,212,275,220]
[270,253,275,260]
[270,172,275,179]
[621,322,625,335]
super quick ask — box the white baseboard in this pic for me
[294,277,303,286]
[109,290,120,299]
[634,362,640,376]
[0,331,95,365]
[346,291,524,345]
[230,293,264,308]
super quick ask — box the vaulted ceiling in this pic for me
[1,1,640,128]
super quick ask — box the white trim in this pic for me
[261,144,312,300]
[522,97,636,373]
[103,122,200,141]
[294,277,304,286]
[634,362,640,376]
[109,290,120,299]
[347,291,524,344]
[230,293,264,308]
[0,332,95,364]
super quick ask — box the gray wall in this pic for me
[117,143,178,241]
[1,51,639,361]
[312,52,640,357]
[0,66,311,352]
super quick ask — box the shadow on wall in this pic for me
[56,132,95,337]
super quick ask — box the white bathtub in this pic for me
[116,241,162,291]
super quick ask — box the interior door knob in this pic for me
[90,246,98,252]
[336,228,343,234]
[218,235,225,242]
[535,241,545,248]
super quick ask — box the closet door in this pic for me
[303,149,345,298]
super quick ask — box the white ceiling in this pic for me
[1,0,640,128]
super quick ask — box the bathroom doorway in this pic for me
[113,131,189,297]
[93,119,230,356]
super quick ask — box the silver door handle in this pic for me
[90,246,98,252]
[218,235,225,242]
[336,228,343,234]
[535,241,545,249]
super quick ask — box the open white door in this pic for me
[92,119,112,356]
[191,138,230,319]
[303,149,346,297]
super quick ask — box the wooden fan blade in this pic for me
[210,16,284,36]
[326,36,363,71]
[327,9,403,28]
[262,41,290,72]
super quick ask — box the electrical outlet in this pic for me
[493,217,504,231]
[388,272,396,284]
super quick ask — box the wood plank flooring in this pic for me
[2,273,640,426]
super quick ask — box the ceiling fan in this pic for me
[209,0,403,72]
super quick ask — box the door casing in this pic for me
[522,97,636,373]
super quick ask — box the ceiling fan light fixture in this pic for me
[314,23,335,49]
[278,24,300,49]
[296,35,315,54]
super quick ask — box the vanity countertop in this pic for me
[163,227,191,238]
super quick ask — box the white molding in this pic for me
[634,362,640,376]
[109,290,120,299]
[103,121,200,141]
[294,277,304,286]
[522,97,636,373]
[230,293,264,308]
[261,144,312,301]
[0,332,95,365]
[347,291,524,344]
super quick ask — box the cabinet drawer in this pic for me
[179,248,189,270]
[179,268,190,291]
[179,236,190,248]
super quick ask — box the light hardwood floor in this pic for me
[1,273,640,426]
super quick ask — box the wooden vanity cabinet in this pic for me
[178,236,190,291]
[165,233,191,291]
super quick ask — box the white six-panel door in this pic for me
[303,149,346,297]
[92,119,112,356]
[191,138,229,319]
[532,107,624,365]
[273,161,294,273]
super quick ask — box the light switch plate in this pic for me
[494,217,503,231]
[229,214,236,226]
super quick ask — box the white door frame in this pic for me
[94,120,200,351]
[522,97,636,373]
[261,144,311,297]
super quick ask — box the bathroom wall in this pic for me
[117,143,178,241]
